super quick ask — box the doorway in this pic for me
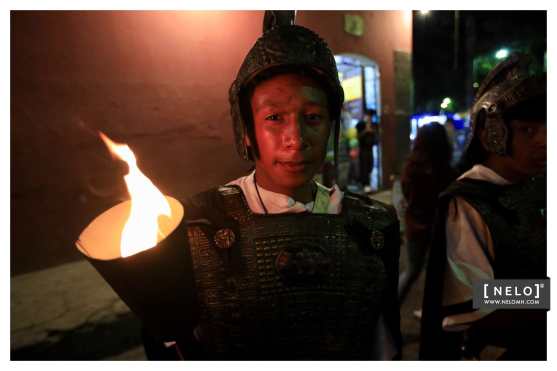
[335,53,382,192]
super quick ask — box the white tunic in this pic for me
[442,164,511,331]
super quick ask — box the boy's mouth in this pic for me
[276,160,309,172]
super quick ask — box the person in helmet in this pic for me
[142,11,402,360]
[419,53,547,360]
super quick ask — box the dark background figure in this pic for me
[356,109,378,192]
[443,117,458,165]
[398,122,456,305]
[420,54,547,360]
[335,106,354,189]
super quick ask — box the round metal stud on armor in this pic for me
[214,228,236,249]
[274,244,332,285]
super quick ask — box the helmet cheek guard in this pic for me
[229,80,252,161]
[477,103,509,156]
[485,112,509,156]
[228,11,344,165]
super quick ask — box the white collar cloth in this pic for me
[458,164,512,185]
[226,171,344,215]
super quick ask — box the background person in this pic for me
[420,53,547,360]
[398,122,456,306]
[356,109,378,192]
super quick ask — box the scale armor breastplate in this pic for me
[443,177,546,279]
[183,185,400,360]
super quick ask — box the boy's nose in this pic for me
[282,116,308,150]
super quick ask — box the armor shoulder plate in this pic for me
[343,191,399,231]
[440,178,501,202]
[182,187,222,221]
[182,185,245,227]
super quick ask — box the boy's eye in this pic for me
[265,114,281,121]
[306,113,323,122]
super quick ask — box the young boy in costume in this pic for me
[143,11,402,360]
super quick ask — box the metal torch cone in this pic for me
[75,196,197,339]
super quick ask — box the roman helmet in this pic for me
[463,53,546,163]
[229,11,344,164]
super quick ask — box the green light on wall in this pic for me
[344,14,364,37]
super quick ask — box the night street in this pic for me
[10,10,547,361]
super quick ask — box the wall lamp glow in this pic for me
[495,48,510,60]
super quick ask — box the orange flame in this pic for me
[99,132,172,257]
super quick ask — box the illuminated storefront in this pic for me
[335,54,382,191]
